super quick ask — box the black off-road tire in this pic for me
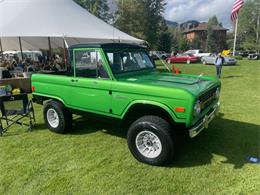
[43,100,72,134]
[127,115,175,166]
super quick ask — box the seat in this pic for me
[0,93,35,136]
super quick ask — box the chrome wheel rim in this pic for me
[47,108,59,128]
[167,60,171,64]
[187,60,191,64]
[135,130,162,158]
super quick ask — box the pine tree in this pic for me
[115,0,166,49]
[208,15,219,26]
[206,26,216,52]
[158,31,172,52]
[206,16,221,52]
[141,0,166,49]
[115,0,143,38]
[74,0,112,23]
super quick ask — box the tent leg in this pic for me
[18,37,24,60]
[48,37,52,61]
[63,37,68,68]
[0,38,3,60]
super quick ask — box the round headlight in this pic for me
[194,100,201,115]
[215,87,220,99]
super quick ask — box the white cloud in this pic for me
[164,0,235,30]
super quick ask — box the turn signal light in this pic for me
[31,86,35,92]
[175,107,185,113]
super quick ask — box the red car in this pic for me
[166,53,199,64]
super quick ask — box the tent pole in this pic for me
[48,37,52,61]
[18,37,24,60]
[63,37,68,68]
[0,38,3,60]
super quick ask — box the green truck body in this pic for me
[32,43,221,165]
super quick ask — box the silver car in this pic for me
[201,54,237,65]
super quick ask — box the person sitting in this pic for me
[17,60,24,70]
[6,62,14,71]
[53,59,61,71]
[43,63,52,71]
[0,61,12,79]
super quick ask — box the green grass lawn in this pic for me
[0,59,260,194]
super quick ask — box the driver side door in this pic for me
[67,49,112,114]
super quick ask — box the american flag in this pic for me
[231,0,244,22]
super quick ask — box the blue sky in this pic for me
[164,0,235,30]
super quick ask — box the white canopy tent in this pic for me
[0,0,143,51]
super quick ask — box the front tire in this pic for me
[43,100,72,134]
[127,116,175,166]
[186,59,191,64]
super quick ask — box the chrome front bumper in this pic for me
[188,102,220,138]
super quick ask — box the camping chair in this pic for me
[0,93,35,136]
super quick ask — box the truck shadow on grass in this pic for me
[68,114,259,169]
[171,115,260,169]
[69,116,126,137]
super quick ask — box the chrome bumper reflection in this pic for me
[189,102,220,138]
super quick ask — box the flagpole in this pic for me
[232,16,239,56]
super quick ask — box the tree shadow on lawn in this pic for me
[68,114,259,169]
[171,115,260,169]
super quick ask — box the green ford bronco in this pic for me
[32,43,221,165]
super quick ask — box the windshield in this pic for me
[104,49,155,74]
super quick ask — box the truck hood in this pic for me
[116,71,219,96]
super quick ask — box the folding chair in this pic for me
[0,93,35,136]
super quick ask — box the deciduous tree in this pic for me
[237,0,260,50]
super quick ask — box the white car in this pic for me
[201,54,237,65]
[184,49,211,58]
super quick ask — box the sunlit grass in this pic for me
[0,59,259,194]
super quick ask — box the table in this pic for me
[0,77,31,93]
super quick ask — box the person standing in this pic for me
[215,53,225,78]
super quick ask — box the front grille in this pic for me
[199,87,217,111]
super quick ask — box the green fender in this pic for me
[121,100,186,124]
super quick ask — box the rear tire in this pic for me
[127,115,175,166]
[43,100,72,134]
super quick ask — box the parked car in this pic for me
[184,49,211,58]
[166,53,199,64]
[149,51,170,60]
[247,53,260,60]
[32,43,221,166]
[201,54,237,65]
[237,51,256,58]
[238,51,249,57]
